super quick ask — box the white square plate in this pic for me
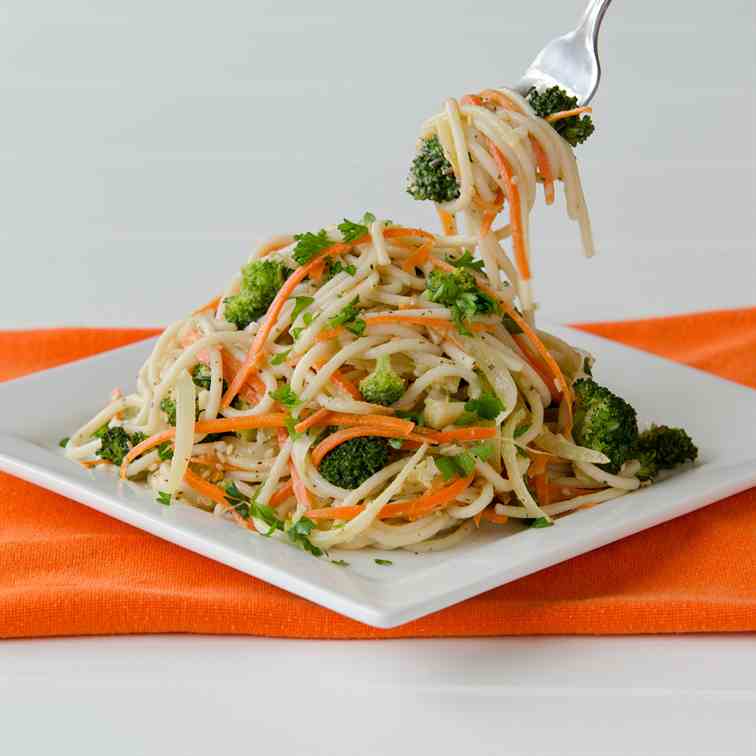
[1,323,755,628]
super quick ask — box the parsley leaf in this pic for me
[374,558,393,566]
[396,409,423,426]
[270,384,301,408]
[292,229,332,266]
[447,250,485,272]
[469,441,494,461]
[156,491,172,506]
[337,212,375,243]
[513,424,530,438]
[455,451,477,476]
[270,349,292,366]
[287,517,323,557]
[224,481,252,519]
[291,296,315,320]
[157,441,174,461]
[330,559,350,567]
[463,393,504,421]
[327,296,365,335]
[529,517,553,528]
[388,438,404,450]
[434,456,458,481]
[59,437,70,448]
[284,412,301,439]
[326,260,357,280]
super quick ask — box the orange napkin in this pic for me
[2,310,755,639]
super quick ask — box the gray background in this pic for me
[1,0,754,328]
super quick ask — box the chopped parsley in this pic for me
[269,384,301,409]
[292,229,332,266]
[156,491,172,506]
[270,349,292,366]
[291,296,315,320]
[327,296,366,336]
[447,250,485,272]
[337,212,376,243]
[374,558,393,566]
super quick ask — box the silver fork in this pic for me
[513,0,613,106]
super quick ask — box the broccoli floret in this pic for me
[359,355,406,406]
[407,136,460,203]
[527,86,595,147]
[573,378,638,473]
[636,425,698,480]
[96,427,136,466]
[223,259,288,330]
[425,268,497,335]
[319,436,390,489]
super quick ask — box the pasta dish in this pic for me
[61,86,696,557]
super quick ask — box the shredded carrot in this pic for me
[383,226,436,242]
[478,89,523,113]
[436,209,457,236]
[193,295,221,315]
[221,243,352,408]
[478,508,509,525]
[529,135,555,205]
[413,426,497,444]
[401,240,432,273]
[460,94,484,107]
[294,408,332,433]
[514,333,561,404]
[269,480,294,507]
[120,413,288,477]
[297,411,414,435]
[289,460,313,510]
[306,474,474,522]
[530,454,551,507]
[80,458,110,469]
[480,210,497,237]
[487,138,530,282]
[311,425,413,467]
[184,468,254,530]
[308,258,326,282]
[546,106,592,123]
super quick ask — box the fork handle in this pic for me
[577,0,613,43]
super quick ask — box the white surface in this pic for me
[2,635,755,756]
[1,0,755,753]
[0,0,754,328]
[3,325,755,628]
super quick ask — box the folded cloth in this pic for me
[1,310,755,639]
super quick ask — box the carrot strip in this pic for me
[478,89,523,113]
[306,474,474,522]
[299,412,414,435]
[436,209,457,236]
[460,94,484,107]
[80,459,110,469]
[193,295,221,315]
[413,426,497,444]
[270,480,295,507]
[184,468,252,530]
[383,227,436,242]
[294,408,332,433]
[401,240,432,273]
[514,333,561,404]
[487,138,530,282]
[529,135,555,205]
[546,106,592,123]
[478,508,509,525]
[480,210,497,237]
[221,243,351,408]
[119,414,288,477]
[308,258,326,282]
[289,460,313,510]
[311,426,412,467]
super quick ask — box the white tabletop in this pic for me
[1,0,755,753]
